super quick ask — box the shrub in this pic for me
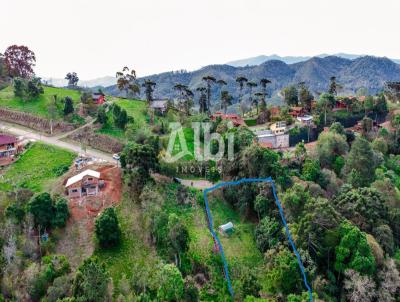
[95,207,121,248]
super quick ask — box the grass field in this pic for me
[95,194,161,296]
[97,98,149,140]
[0,85,81,119]
[114,98,148,127]
[162,183,264,296]
[0,142,76,192]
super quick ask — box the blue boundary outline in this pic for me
[203,177,313,301]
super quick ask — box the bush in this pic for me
[95,207,121,248]
[51,198,70,228]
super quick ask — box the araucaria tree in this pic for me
[246,81,258,107]
[4,45,36,78]
[202,75,216,111]
[260,78,271,103]
[329,76,337,95]
[116,66,140,98]
[220,90,233,114]
[217,79,227,105]
[142,79,156,103]
[65,72,79,87]
[196,87,208,114]
[236,76,248,103]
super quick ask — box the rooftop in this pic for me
[65,169,101,187]
[150,100,168,109]
[0,134,17,145]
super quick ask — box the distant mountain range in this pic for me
[104,55,400,102]
[226,53,400,67]
[42,76,116,88]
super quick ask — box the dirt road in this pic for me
[0,121,115,162]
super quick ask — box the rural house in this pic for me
[65,169,102,198]
[150,99,168,115]
[92,92,106,105]
[255,126,289,149]
[211,112,245,127]
[0,134,21,165]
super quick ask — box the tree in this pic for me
[377,258,400,302]
[254,92,264,115]
[282,85,299,106]
[13,77,25,97]
[301,159,321,182]
[236,76,248,104]
[116,66,140,98]
[334,187,388,232]
[115,108,128,129]
[73,257,109,302]
[157,264,184,301]
[334,221,376,275]
[297,197,342,260]
[246,81,258,112]
[142,79,156,103]
[120,142,158,179]
[95,207,121,248]
[65,72,79,87]
[52,197,70,228]
[236,267,262,299]
[27,192,54,228]
[196,86,208,114]
[318,93,335,125]
[363,96,374,116]
[385,81,400,102]
[372,224,394,255]
[217,79,227,107]
[298,82,313,111]
[343,269,376,302]
[316,131,348,169]
[167,214,190,266]
[96,105,108,124]
[329,122,345,135]
[220,90,233,114]
[263,247,303,295]
[255,216,281,252]
[112,104,129,129]
[260,78,271,102]
[344,136,377,187]
[27,77,44,98]
[281,184,311,220]
[374,93,388,115]
[328,76,337,95]
[202,75,216,112]
[63,96,74,115]
[4,45,36,78]
[174,83,193,114]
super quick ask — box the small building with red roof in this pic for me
[92,92,106,105]
[211,112,245,127]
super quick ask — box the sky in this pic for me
[1,0,400,80]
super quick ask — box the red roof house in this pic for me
[211,112,245,126]
[92,93,106,105]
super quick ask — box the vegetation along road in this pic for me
[0,120,114,162]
